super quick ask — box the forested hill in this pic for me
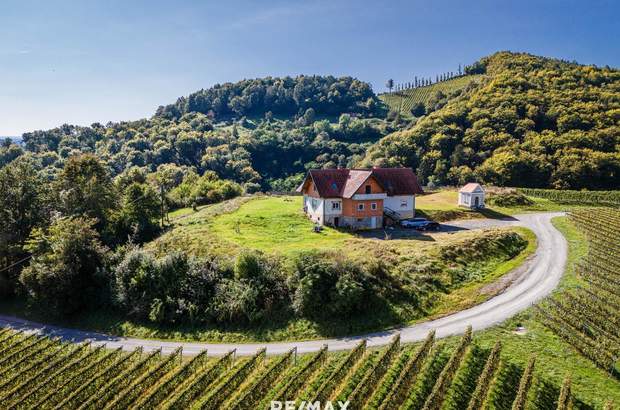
[154,75,380,120]
[1,75,390,192]
[2,53,620,191]
[361,52,620,189]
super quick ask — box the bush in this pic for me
[211,251,288,323]
[113,249,190,323]
[113,248,288,325]
[211,279,261,323]
[487,191,534,207]
[168,170,243,208]
[114,248,230,324]
[289,252,372,318]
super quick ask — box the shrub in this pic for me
[210,251,289,323]
[289,252,372,318]
[487,191,534,207]
[210,279,261,323]
[114,249,189,323]
[168,170,243,208]
[114,248,231,324]
[113,247,289,325]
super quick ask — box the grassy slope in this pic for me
[208,196,351,256]
[0,195,536,343]
[419,226,537,321]
[379,75,484,115]
[469,216,620,408]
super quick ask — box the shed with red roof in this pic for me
[458,183,485,209]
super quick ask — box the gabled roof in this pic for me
[459,183,484,193]
[371,167,424,196]
[342,170,380,198]
[296,167,424,198]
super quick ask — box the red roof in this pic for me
[459,183,484,193]
[371,167,424,196]
[297,168,423,198]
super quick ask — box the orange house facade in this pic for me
[296,168,424,230]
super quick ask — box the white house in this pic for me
[458,183,485,209]
[297,168,424,229]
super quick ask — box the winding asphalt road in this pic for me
[0,212,567,356]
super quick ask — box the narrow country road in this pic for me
[0,212,567,356]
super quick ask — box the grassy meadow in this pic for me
[208,196,351,255]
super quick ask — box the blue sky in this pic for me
[1,0,618,135]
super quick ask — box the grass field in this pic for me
[154,195,534,257]
[208,196,351,255]
[379,75,484,115]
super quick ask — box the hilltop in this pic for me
[0,52,619,191]
[362,52,620,189]
[1,76,390,190]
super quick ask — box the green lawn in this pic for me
[207,196,351,256]
[168,206,197,220]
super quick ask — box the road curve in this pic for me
[0,212,567,356]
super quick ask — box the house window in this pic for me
[365,185,371,194]
[357,218,363,222]
[400,200,408,208]
[332,202,340,210]
[357,203,365,211]
[371,203,377,210]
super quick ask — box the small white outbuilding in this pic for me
[458,183,485,209]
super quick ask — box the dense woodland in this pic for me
[155,75,378,119]
[0,52,619,329]
[365,52,620,189]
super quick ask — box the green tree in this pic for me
[411,102,426,117]
[56,154,116,230]
[110,182,161,243]
[302,108,316,125]
[0,160,52,295]
[20,216,108,315]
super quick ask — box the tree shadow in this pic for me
[356,228,437,242]
[477,208,518,221]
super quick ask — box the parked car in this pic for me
[400,217,440,231]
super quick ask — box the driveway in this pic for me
[0,212,567,356]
